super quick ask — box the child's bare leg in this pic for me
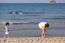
[4,34,6,42]
[7,34,9,39]
[4,34,9,40]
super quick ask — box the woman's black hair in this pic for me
[5,22,10,26]
[44,23,49,28]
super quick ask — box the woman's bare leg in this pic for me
[42,30,45,37]
[40,30,45,40]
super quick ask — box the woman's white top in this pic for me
[38,22,47,29]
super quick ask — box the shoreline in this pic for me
[0,36,65,43]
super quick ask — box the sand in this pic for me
[0,36,65,43]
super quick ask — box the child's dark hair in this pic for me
[5,22,10,26]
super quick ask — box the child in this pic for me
[4,22,10,38]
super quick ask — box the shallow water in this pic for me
[0,3,65,37]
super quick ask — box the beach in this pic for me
[0,37,65,43]
[0,3,65,43]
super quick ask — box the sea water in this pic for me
[0,3,65,37]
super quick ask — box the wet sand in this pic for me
[0,37,65,43]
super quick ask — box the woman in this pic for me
[38,22,49,39]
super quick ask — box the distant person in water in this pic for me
[38,22,49,39]
[4,22,10,39]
